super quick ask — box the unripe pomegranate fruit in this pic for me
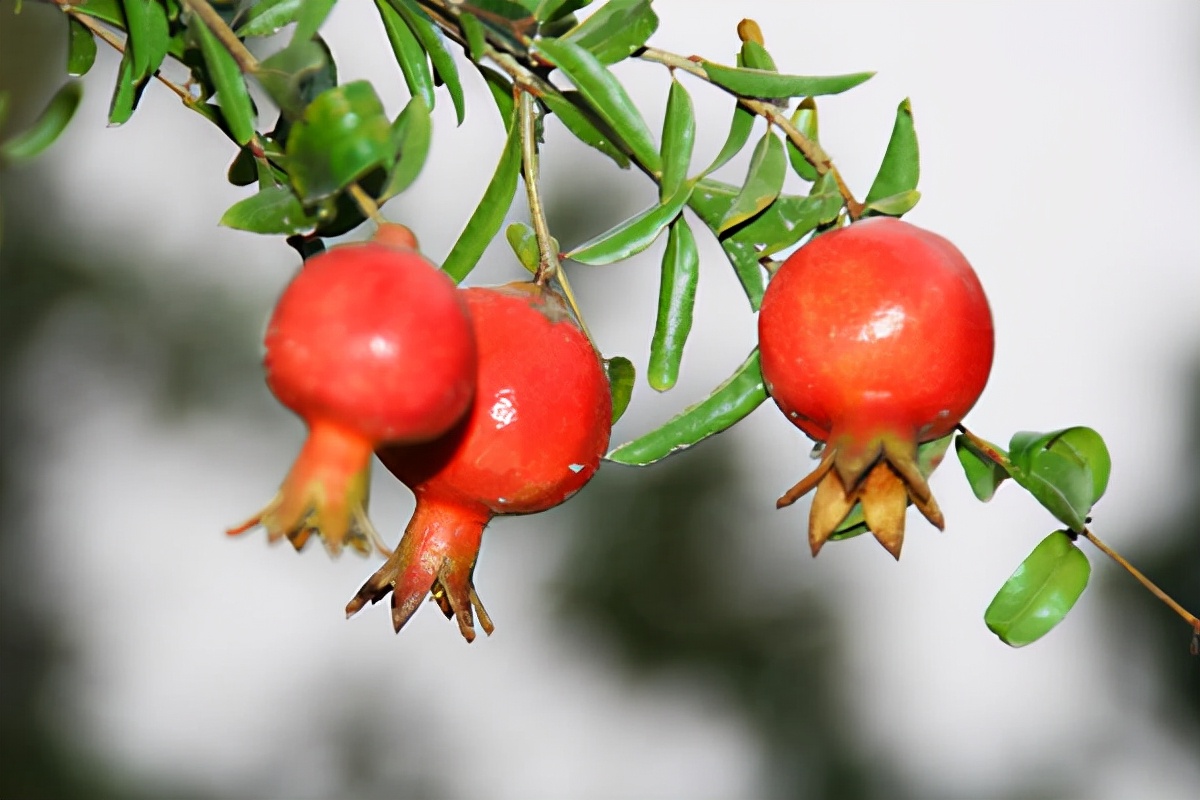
[758,217,994,559]
[228,224,476,556]
[346,282,612,641]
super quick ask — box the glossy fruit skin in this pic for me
[264,238,475,444]
[347,282,612,641]
[228,226,477,557]
[759,216,993,446]
[758,217,994,558]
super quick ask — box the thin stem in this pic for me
[180,0,260,73]
[1081,528,1199,631]
[58,4,192,102]
[956,424,1012,468]
[347,183,385,226]
[639,47,864,219]
[518,90,558,284]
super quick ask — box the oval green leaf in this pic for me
[505,222,540,274]
[192,16,256,144]
[954,434,1010,502]
[607,348,767,465]
[726,173,842,256]
[785,98,820,181]
[647,217,699,392]
[375,0,436,112]
[864,98,919,207]
[1007,427,1111,531]
[442,111,522,282]
[0,81,82,163]
[864,189,921,217]
[291,0,335,44]
[738,39,776,72]
[235,0,304,37]
[219,185,318,235]
[255,39,336,118]
[700,62,874,99]
[67,18,98,77]
[702,102,754,177]
[985,531,1091,647]
[604,355,635,424]
[659,79,695,201]
[536,0,592,23]
[459,12,488,62]
[565,183,691,266]
[718,131,786,232]
[108,49,147,127]
[285,81,393,202]
[534,36,661,172]
[561,0,657,64]
[379,94,432,201]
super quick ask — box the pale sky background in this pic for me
[9,1,1200,798]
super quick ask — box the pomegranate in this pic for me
[346,282,612,641]
[758,217,994,558]
[228,224,476,556]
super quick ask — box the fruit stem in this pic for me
[1081,527,1200,634]
[348,183,386,226]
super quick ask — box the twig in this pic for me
[347,183,385,226]
[1082,528,1199,631]
[518,90,558,283]
[179,0,260,73]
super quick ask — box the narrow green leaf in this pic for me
[73,0,125,28]
[685,178,767,307]
[285,81,393,202]
[107,48,146,126]
[442,112,522,282]
[561,0,657,64]
[192,16,256,144]
[954,434,1010,502]
[701,62,874,99]
[865,98,919,205]
[565,183,692,266]
[608,349,767,465]
[659,79,695,201]
[291,0,335,44]
[226,147,258,186]
[235,0,304,37]
[832,434,955,540]
[67,18,98,77]
[1007,428,1111,532]
[379,95,432,201]
[864,189,921,217]
[985,531,1091,647]
[539,90,630,168]
[647,217,699,392]
[720,237,765,310]
[459,12,488,62]
[121,0,152,79]
[506,222,540,274]
[687,177,738,229]
[536,0,591,23]
[718,130,786,232]
[604,356,635,424]
[375,0,435,111]
[0,81,82,162]
[219,185,318,235]
[785,98,819,181]
[478,65,516,128]
[534,36,660,172]
[702,101,754,176]
[726,172,842,256]
[389,0,466,125]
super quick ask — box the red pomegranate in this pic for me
[228,224,476,556]
[758,217,994,558]
[346,282,612,641]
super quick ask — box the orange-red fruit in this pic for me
[228,224,476,556]
[346,282,612,641]
[758,217,994,559]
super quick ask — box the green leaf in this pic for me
[459,12,488,62]
[219,185,319,235]
[67,18,98,77]
[192,16,257,144]
[0,81,83,163]
[1007,427,1111,531]
[375,0,435,111]
[506,222,541,274]
[442,111,522,282]
[725,172,842,256]
[285,81,393,202]
[235,0,304,37]
[785,98,819,181]
[720,237,765,310]
[536,0,591,23]
[107,49,147,127]
[864,98,919,206]
[565,183,692,266]
[255,40,335,118]
[985,531,1091,647]
[604,355,635,424]
[718,130,786,232]
[659,79,695,201]
[832,434,955,540]
[700,62,874,99]
[121,0,152,79]
[647,217,699,392]
[954,434,1010,502]
[478,65,516,128]
[291,0,335,44]
[379,95,432,201]
[687,177,738,229]
[539,90,630,168]
[864,189,921,217]
[685,178,768,307]
[534,36,660,172]
[702,101,754,177]
[607,349,767,465]
[73,0,125,28]
[388,0,467,125]
[738,39,776,72]
[561,0,657,64]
